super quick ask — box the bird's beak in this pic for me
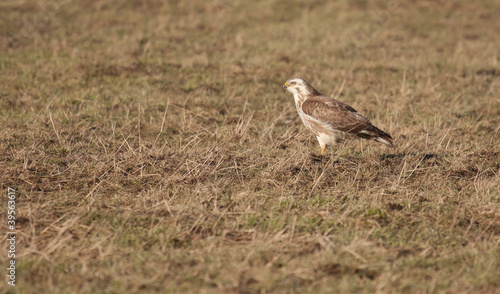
[282,82,289,90]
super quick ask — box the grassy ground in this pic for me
[1,0,499,293]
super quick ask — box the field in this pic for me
[1,0,499,293]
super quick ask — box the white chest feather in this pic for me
[294,93,349,145]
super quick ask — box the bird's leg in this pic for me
[317,136,326,155]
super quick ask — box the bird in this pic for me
[283,78,394,154]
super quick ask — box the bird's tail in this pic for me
[373,127,394,148]
[358,125,395,147]
[375,133,394,147]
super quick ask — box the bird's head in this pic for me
[283,78,319,96]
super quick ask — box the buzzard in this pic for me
[283,78,394,154]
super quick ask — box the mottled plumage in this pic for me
[283,78,394,154]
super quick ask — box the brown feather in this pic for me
[301,95,394,147]
[284,77,394,149]
[301,96,371,134]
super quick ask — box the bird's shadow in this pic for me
[380,152,438,161]
[308,152,440,164]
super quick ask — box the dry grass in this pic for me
[1,0,499,293]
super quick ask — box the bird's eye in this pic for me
[290,81,296,85]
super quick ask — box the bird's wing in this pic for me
[301,96,372,134]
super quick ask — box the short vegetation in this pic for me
[0,0,499,293]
